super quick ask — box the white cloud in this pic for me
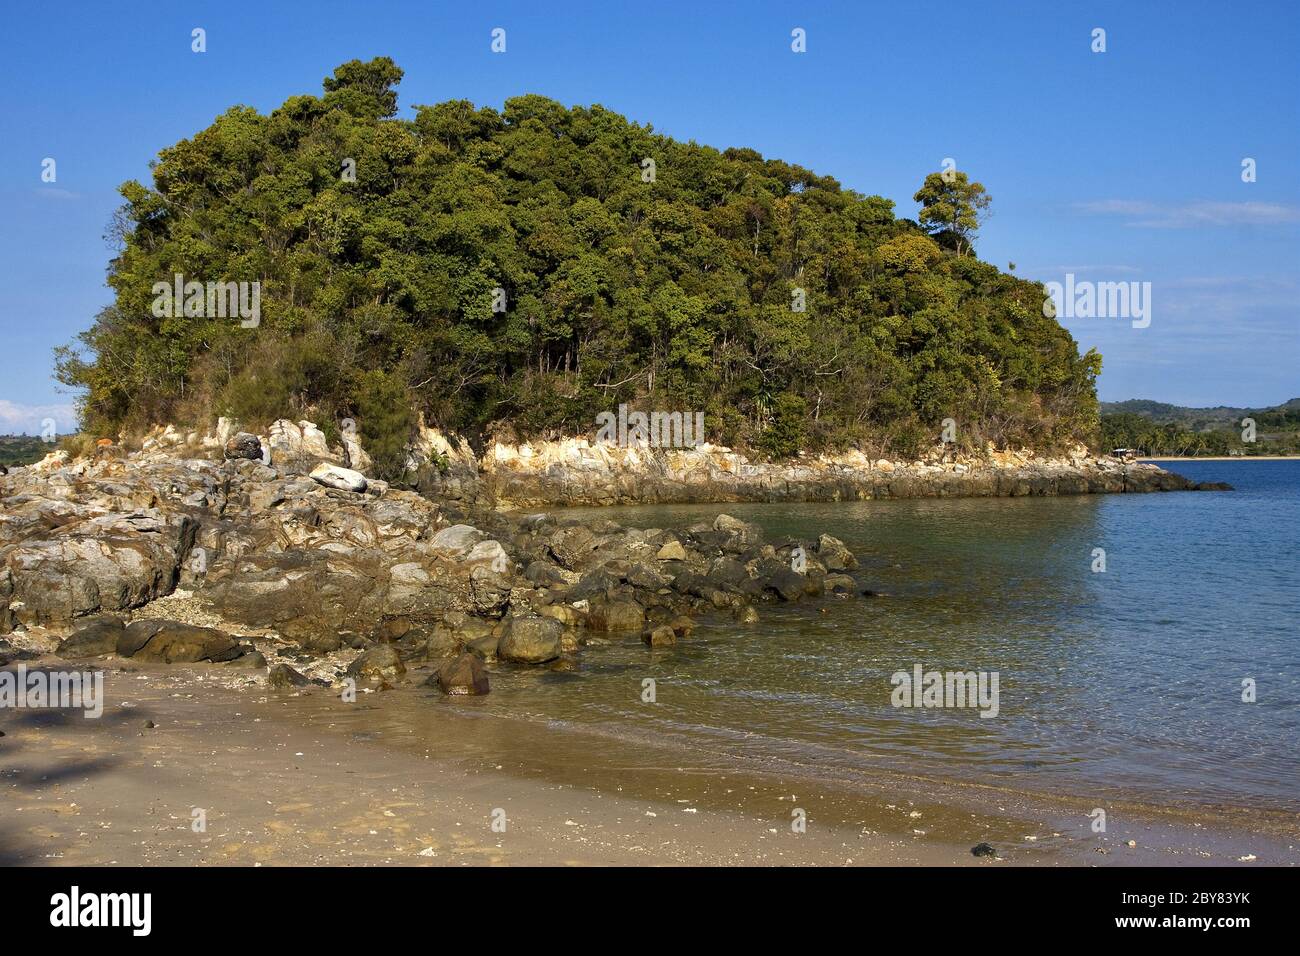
[33,186,82,201]
[0,400,79,436]
[1073,199,1300,228]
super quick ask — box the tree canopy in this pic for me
[57,57,1102,459]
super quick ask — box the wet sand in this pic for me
[2,658,1294,867]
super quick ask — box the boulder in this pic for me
[497,616,562,663]
[468,566,513,617]
[586,599,645,633]
[824,573,857,594]
[309,463,367,493]
[466,539,511,573]
[431,653,490,695]
[547,525,596,569]
[713,513,759,543]
[373,617,412,643]
[642,624,676,647]
[117,620,244,663]
[346,644,406,682]
[524,560,571,587]
[2,511,198,628]
[465,633,501,660]
[423,625,463,659]
[267,663,310,688]
[224,433,263,461]
[56,617,125,657]
[267,420,334,472]
[538,603,585,627]
[228,650,267,668]
[765,568,807,602]
[669,615,696,638]
[655,539,687,561]
[816,533,858,571]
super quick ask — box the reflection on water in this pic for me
[366,463,1300,813]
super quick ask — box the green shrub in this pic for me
[352,369,416,482]
[760,393,807,459]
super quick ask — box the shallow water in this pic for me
[459,460,1298,815]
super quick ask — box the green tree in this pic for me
[913,171,991,256]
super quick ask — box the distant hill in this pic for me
[1099,398,1300,456]
[1100,398,1300,427]
[0,435,59,467]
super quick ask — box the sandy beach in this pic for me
[3,656,1294,867]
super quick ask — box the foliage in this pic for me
[352,369,417,480]
[57,58,1102,460]
[913,171,991,257]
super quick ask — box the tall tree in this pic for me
[913,171,991,257]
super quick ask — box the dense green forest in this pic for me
[57,58,1101,464]
[1100,398,1300,456]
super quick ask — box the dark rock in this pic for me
[971,843,997,858]
[765,568,807,602]
[57,618,125,657]
[626,562,670,590]
[1194,481,1233,491]
[707,557,750,589]
[430,653,490,695]
[267,662,310,688]
[224,433,263,461]
[423,625,463,659]
[825,574,856,594]
[524,560,570,587]
[119,620,243,663]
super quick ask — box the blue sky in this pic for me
[1,0,1297,433]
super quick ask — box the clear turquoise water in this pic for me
[482,461,1299,812]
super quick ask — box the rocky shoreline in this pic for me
[1,429,868,695]
[0,420,1228,696]
[478,436,1232,507]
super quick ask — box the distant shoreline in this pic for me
[1142,455,1299,462]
